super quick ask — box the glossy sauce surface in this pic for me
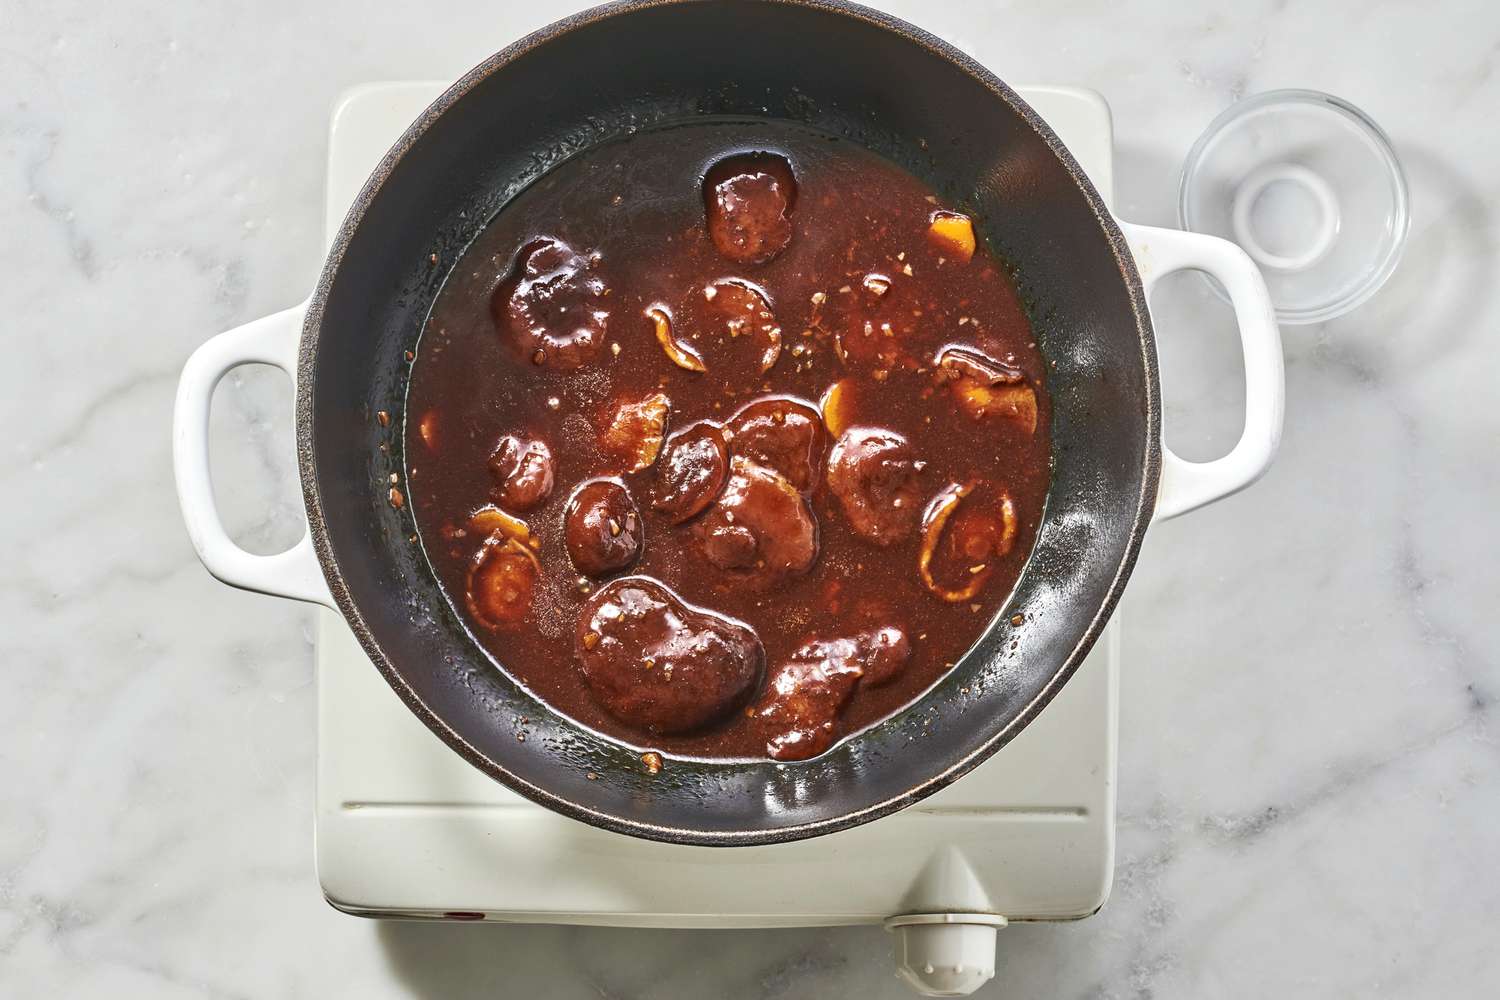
[405,121,1051,761]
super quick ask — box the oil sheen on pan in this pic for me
[404,121,1051,763]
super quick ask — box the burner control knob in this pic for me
[885,913,1007,997]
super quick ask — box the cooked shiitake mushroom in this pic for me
[918,481,1018,602]
[826,427,922,545]
[492,237,609,369]
[651,421,730,523]
[704,152,797,265]
[565,479,644,576]
[753,626,911,761]
[703,279,782,374]
[726,396,826,493]
[576,577,763,734]
[488,433,554,511]
[697,456,818,585]
[466,534,540,629]
[935,345,1023,385]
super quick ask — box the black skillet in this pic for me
[174,0,1282,845]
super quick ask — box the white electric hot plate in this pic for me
[315,83,1121,998]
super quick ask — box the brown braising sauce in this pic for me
[405,121,1051,763]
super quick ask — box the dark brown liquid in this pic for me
[405,121,1050,761]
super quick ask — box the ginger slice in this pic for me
[819,378,855,439]
[936,346,1037,433]
[954,381,1038,433]
[647,305,706,373]
[928,211,976,261]
[600,392,672,472]
[469,505,541,553]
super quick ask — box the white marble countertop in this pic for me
[5,0,1497,996]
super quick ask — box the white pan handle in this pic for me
[1119,222,1285,522]
[172,300,334,607]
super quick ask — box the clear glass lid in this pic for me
[1179,90,1410,324]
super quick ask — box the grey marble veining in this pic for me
[3,0,1497,996]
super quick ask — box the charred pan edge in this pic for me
[296,0,1161,847]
